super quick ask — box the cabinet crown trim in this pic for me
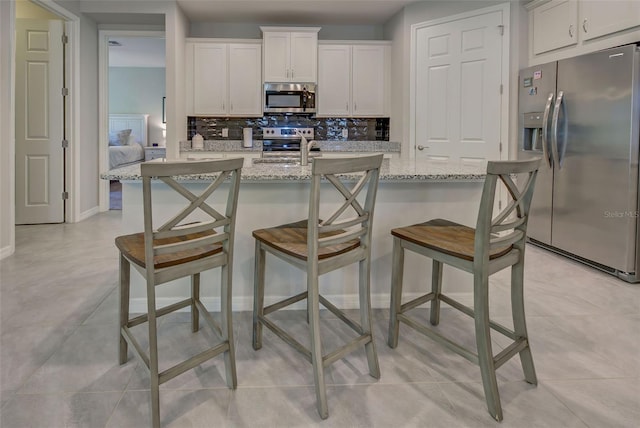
[318,40,391,45]
[186,38,261,44]
[525,0,552,11]
[260,26,321,33]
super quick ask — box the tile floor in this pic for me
[1,211,639,427]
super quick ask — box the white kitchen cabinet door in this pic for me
[193,43,227,115]
[532,0,578,55]
[228,43,262,116]
[317,45,351,116]
[580,0,640,41]
[290,32,318,82]
[262,32,290,82]
[262,28,319,82]
[352,45,386,117]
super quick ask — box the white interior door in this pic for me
[15,18,64,224]
[414,10,503,167]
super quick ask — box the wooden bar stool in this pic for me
[388,159,541,421]
[252,154,384,419]
[115,158,243,428]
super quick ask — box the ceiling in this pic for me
[87,1,416,26]
[108,37,166,68]
[176,0,416,25]
[103,0,419,68]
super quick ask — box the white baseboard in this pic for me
[0,244,15,260]
[78,206,100,222]
[128,292,472,314]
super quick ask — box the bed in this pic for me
[109,114,149,169]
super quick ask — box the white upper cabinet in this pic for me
[351,45,387,117]
[317,45,351,116]
[193,44,227,115]
[579,0,640,41]
[531,0,578,55]
[528,0,640,63]
[228,44,262,115]
[261,27,320,82]
[186,40,262,116]
[317,43,389,117]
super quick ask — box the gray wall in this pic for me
[384,1,504,154]
[78,15,100,216]
[0,0,14,258]
[109,67,166,145]
[190,22,385,40]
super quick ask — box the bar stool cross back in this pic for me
[388,158,541,421]
[115,158,243,428]
[252,154,384,419]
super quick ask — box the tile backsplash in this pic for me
[187,115,389,141]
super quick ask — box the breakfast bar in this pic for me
[102,158,487,313]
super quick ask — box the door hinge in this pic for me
[61,87,69,96]
[61,34,68,44]
[62,191,69,200]
[61,139,69,148]
[498,25,504,36]
[499,142,503,152]
[500,84,503,94]
[498,199,502,210]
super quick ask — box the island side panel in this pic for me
[121,180,484,313]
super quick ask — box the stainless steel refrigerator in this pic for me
[518,44,640,282]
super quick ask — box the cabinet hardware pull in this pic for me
[569,24,574,37]
[582,19,588,33]
[417,145,426,151]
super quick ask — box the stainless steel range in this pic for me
[261,127,317,152]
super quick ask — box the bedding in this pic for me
[108,114,149,169]
[109,143,144,169]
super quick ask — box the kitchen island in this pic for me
[103,158,487,313]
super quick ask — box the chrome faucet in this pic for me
[298,131,317,166]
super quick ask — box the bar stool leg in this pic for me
[253,241,265,350]
[359,257,380,378]
[429,260,443,326]
[191,273,200,333]
[118,254,130,365]
[474,271,503,422]
[388,237,404,348]
[147,286,161,428]
[308,271,328,419]
[511,258,537,385]
[221,263,238,389]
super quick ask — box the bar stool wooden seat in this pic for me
[115,158,243,428]
[388,159,541,421]
[252,154,384,419]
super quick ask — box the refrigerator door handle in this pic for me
[542,92,554,168]
[551,90,565,169]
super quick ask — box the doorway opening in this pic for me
[101,32,166,210]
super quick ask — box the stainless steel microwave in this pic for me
[264,83,316,114]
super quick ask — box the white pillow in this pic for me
[125,134,138,146]
[117,129,132,145]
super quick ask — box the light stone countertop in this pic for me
[181,140,401,153]
[102,157,486,182]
